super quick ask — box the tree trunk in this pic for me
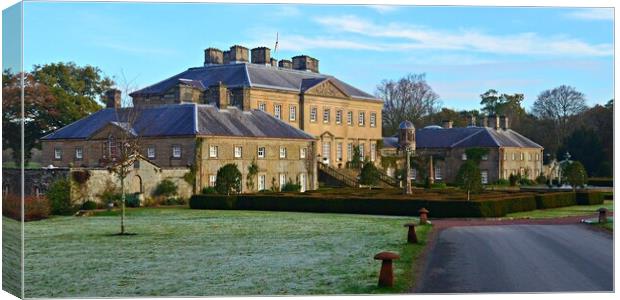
[121,176,126,234]
[467,190,470,201]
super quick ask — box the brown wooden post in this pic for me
[374,252,400,287]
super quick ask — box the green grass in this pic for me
[22,207,431,297]
[505,200,614,219]
[593,221,613,231]
[2,217,22,297]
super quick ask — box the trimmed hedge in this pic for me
[535,192,576,209]
[189,194,537,218]
[576,191,604,205]
[587,178,613,187]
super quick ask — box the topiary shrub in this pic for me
[535,192,576,209]
[201,186,217,194]
[509,174,520,186]
[81,200,97,210]
[359,161,380,189]
[47,179,76,215]
[153,179,178,198]
[565,161,588,191]
[215,164,242,195]
[576,191,604,205]
[281,181,301,192]
[495,179,509,186]
[455,160,482,200]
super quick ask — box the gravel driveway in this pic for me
[415,224,613,293]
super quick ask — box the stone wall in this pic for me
[2,168,70,197]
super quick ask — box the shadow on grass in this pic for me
[104,232,138,236]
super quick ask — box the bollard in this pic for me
[374,252,400,287]
[419,208,429,225]
[403,223,418,243]
[598,208,609,224]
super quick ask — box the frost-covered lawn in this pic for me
[23,208,430,297]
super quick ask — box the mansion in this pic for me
[40,44,544,200]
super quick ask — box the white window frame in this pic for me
[258,102,266,112]
[300,147,307,159]
[279,146,287,159]
[279,174,287,191]
[323,108,330,123]
[482,154,489,161]
[234,145,242,158]
[258,174,266,191]
[289,105,296,121]
[358,112,365,126]
[147,145,156,159]
[172,145,182,158]
[347,143,353,162]
[322,142,331,160]
[481,170,489,184]
[209,175,217,187]
[370,112,377,127]
[370,143,376,162]
[347,111,353,126]
[336,110,343,125]
[512,153,516,161]
[209,145,218,158]
[336,143,343,161]
[299,173,307,192]
[462,153,467,161]
[75,147,83,160]
[274,104,282,119]
[54,147,62,160]
[258,147,266,159]
[359,143,365,160]
[310,107,317,122]
[434,166,442,180]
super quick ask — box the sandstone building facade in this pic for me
[41,103,317,196]
[382,116,544,184]
[129,45,383,167]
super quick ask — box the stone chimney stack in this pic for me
[489,115,500,129]
[270,58,278,67]
[278,59,292,69]
[466,115,476,127]
[204,48,224,65]
[251,47,271,65]
[500,115,509,130]
[105,89,121,109]
[227,45,249,64]
[208,82,230,108]
[292,55,319,73]
[223,50,231,64]
[481,116,489,127]
[441,120,453,129]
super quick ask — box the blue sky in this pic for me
[18,2,614,110]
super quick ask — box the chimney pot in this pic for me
[489,115,500,129]
[228,45,249,64]
[278,59,292,69]
[204,47,223,65]
[105,89,121,109]
[292,55,319,73]
[251,47,271,65]
[466,115,476,127]
[500,115,509,130]
[441,120,453,129]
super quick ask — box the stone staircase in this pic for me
[317,163,400,188]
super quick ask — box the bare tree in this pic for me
[376,73,441,135]
[103,71,142,235]
[532,85,587,145]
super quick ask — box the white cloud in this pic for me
[368,5,399,14]
[249,34,384,52]
[313,15,613,57]
[564,8,613,21]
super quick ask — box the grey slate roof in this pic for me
[41,103,314,141]
[130,63,379,101]
[382,127,543,149]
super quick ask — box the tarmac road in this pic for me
[415,224,613,293]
